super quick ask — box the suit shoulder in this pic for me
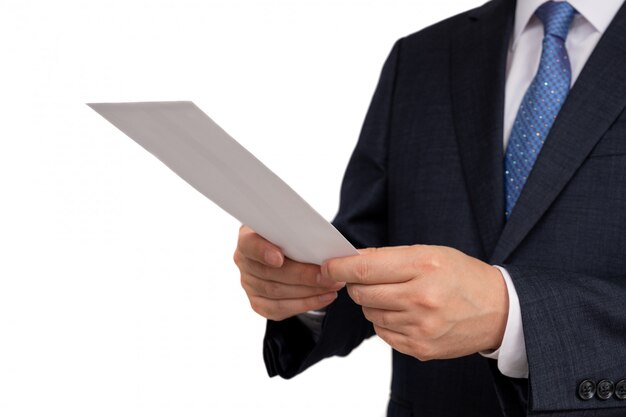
[398,0,497,49]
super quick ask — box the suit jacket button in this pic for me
[615,380,626,400]
[597,380,614,400]
[578,380,596,400]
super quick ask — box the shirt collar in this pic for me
[511,0,625,51]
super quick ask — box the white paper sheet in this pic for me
[88,101,358,265]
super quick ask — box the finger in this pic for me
[237,225,284,267]
[249,292,338,321]
[362,307,407,330]
[374,325,436,361]
[322,246,418,284]
[346,283,407,310]
[243,258,342,288]
[373,324,409,352]
[243,273,341,300]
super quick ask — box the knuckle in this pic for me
[415,351,434,362]
[373,325,394,346]
[368,308,387,327]
[418,287,442,310]
[373,324,388,341]
[255,263,270,279]
[240,274,258,296]
[268,312,285,321]
[347,285,361,304]
[373,325,382,338]
[324,260,338,282]
[411,341,435,361]
[380,310,390,328]
[249,297,264,316]
[239,273,248,291]
[294,264,313,286]
[354,258,370,282]
[418,320,439,339]
[264,280,284,299]
[362,306,376,324]
[416,247,442,271]
[271,299,293,320]
[239,269,261,294]
[249,297,289,321]
[272,299,285,315]
[420,349,436,362]
[250,298,283,321]
[258,279,272,297]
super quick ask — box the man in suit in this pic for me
[233,0,626,415]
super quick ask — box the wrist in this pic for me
[486,265,509,351]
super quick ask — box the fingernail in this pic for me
[264,250,282,267]
[319,292,337,302]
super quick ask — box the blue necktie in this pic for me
[504,1,576,219]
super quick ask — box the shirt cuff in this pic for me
[480,266,529,379]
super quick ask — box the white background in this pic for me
[0,1,484,416]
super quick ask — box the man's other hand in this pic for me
[234,226,345,321]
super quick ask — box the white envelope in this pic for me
[88,101,358,265]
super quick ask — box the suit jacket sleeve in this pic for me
[262,40,400,379]
[495,265,626,416]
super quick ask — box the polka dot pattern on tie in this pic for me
[504,1,576,219]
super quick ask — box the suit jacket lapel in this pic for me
[491,2,626,264]
[450,0,515,258]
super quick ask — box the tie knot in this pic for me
[536,1,576,40]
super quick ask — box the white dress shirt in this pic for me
[482,0,624,379]
[299,0,625,381]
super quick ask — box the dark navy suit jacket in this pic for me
[263,0,626,415]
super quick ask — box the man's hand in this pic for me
[233,225,345,321]
[321,245,509,360]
